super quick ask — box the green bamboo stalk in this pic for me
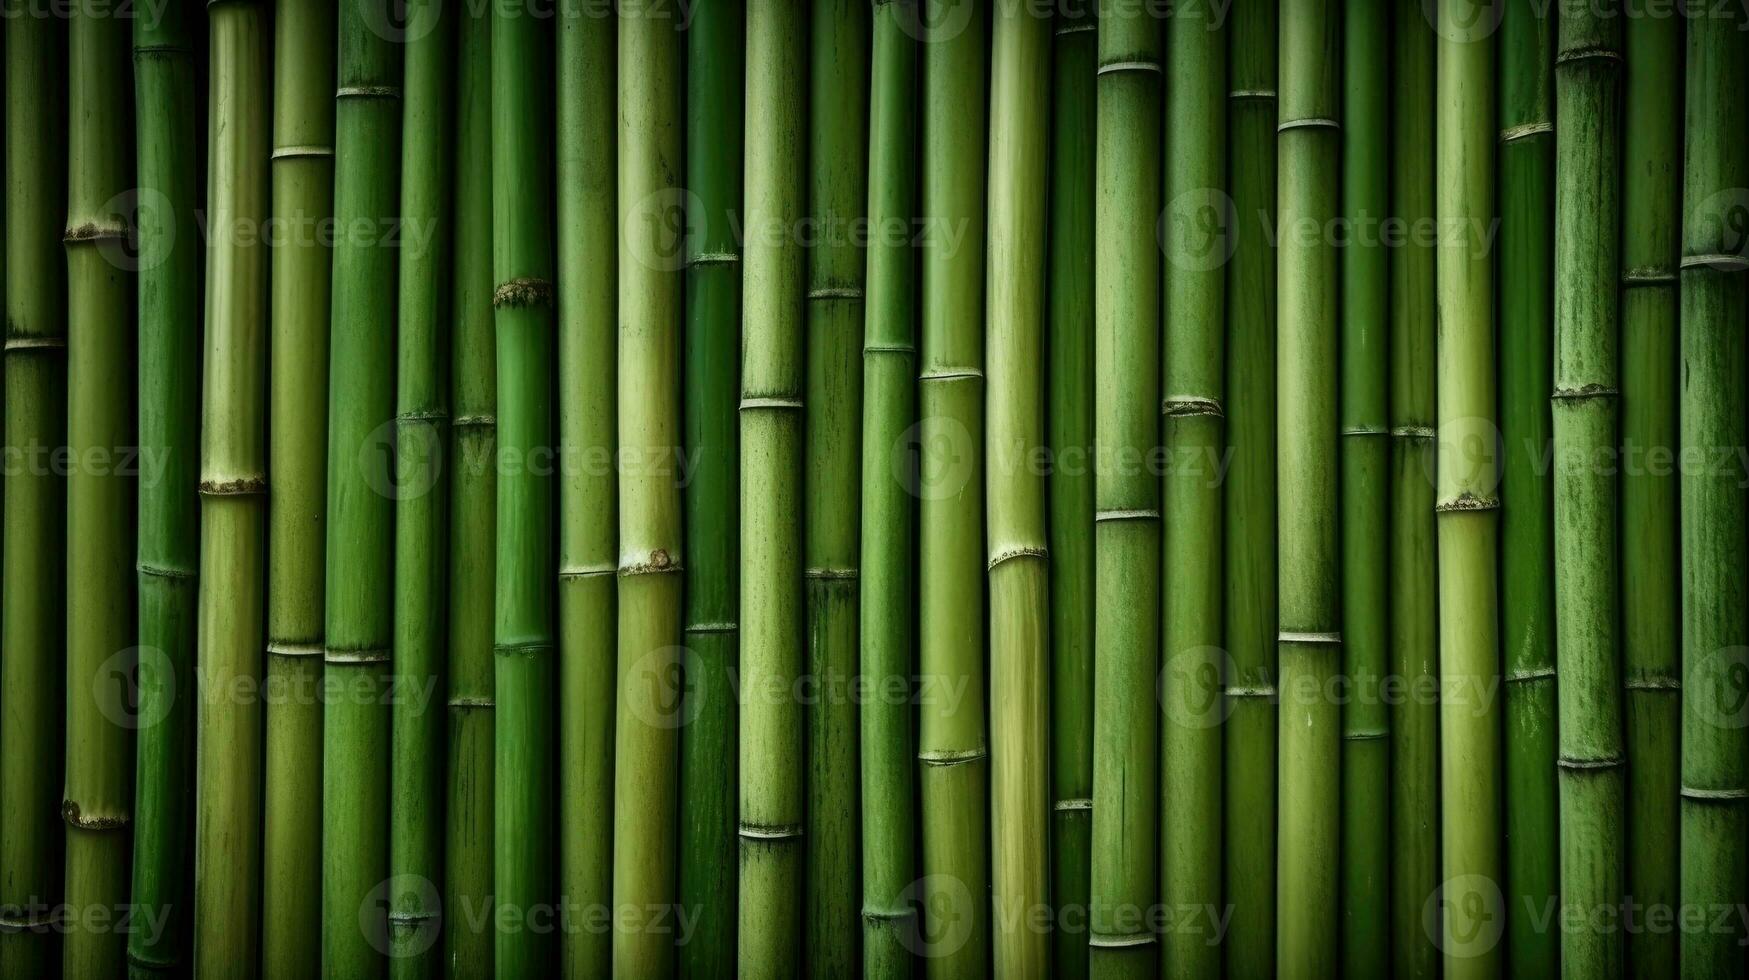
[1222,0,1278,969]
[1497,1,1557,973]
[390,3,453,973]
[1159,2,1223,976]
[324,0,402,973]
[444,7,496,976]
[1435,5,1502,977]
[1090,5,1158,977]
[1336,1,1384,974]
[1678,3,1749,971]
[859,3,919,975]
[1552,3,1625,973]
[805,1,869,973]
[191,4,271,976]
[739,1,807,972]
[1274,4,1340,974]
[0,10,67,977]
[556,1,614,976]
[1047,10,1095,978]
[62,8,137,977]
[1618,10,1682,978]
[987,4,1050,976]
[129,0,201,974]
[262,2,336,975]
[491,2,555,974]
[917,2,991,974]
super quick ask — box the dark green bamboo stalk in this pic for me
[1222,0,1278,970]
[1047,10,1095,979]
[263,2,336,975]
[1497,1,1557,973]
[492,2,555,975]
[1090,5,1158,977]
[556,1,613,976]
[739,0,808,973]
[444,8,495,976]
[324,0,401,973]
[62,8,136,976]
[191,4,271,976]
[129,0,201,974]
[1159,3,1223,976]
[917,1,991,974]
[391,3,453,973]
[987,4,1050,976]
[1336,1,1384,974]
[0,10,67,977]
[805,1,869,973]
[1551,3,1625,973]
[1274,4,1340,973]
[1679,3,1749,971]
[1435,5,1502,977]
[1619,11,1682,978]
[859,3,919,975]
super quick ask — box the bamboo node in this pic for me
[1389,425,1435,440]
[808,286,865,301]
[61,800,130,831]
[136,560,196,581]
[1682,786,1749,801]
[132,43,192,58]
[918,747,987,767]
[1555,46,1623,66]
[1279,630,1341,646]
[862,905,919,922]
[326,646,392,664]
[1088,932,1158,949]
[452,414,497,430]
[1551,383,1618,400]
[987,546,1046,570]
[1094,508,1160,523]
[1625,675,1680,691]
[1225,684,1276,698]
[1343,729,1388,741]
[1054,21,1095,35]
[493,641,552,657]
[1498,121,1553,144]
[684,621,738,634]
[388,911,440,925]
[272,144,335,161]
[687,250,739,268]
[558,563,616,580]
[1053,797,1092,812]
[336,85,403,100]
[1278,117,1340,133]
[1341,426,1388,437]
[4,335,68,352]
[449,696,495,709]
[1163,396,1223,419]
[738,823,804,841]
[1558,756,1623,772]
[1506,666,1556,683]
[493,277,555,309]
[199,476,269,496]
[918,367,983,383]
[864,344,916,356]
[739,396,804,411]
[63,221,129,244]
[621,549,682,576]
[397,409,449,425]
[805,567,859,580]
[267,642,324,659]
[1435,492,1499,513]
[1096,60,1163,76]
[1621,267,1677,287]
[1680,253,1749,273]
[0,910,57,928]
[1229,88,1277,100]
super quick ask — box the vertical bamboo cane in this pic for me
[1678,2,1749,971]
[62,8,136,976]
[1222,1,1279,969]
[805,2,870,972]
[1048,10,1095,978]
[1497,1,1557,972]
[556,1,614,976]
[192,3,271,975]
[987,3,1050,976]
[917,1,991,974]
[324,0,401,973]
[0,10,67,977]
[263,2,336,975]
[492,2,555,975]
[129,0,201,973]
[445,7,496,975]
[859,3,920,975]
[1435,4,1502,977]
[391,3,453,973]
[1619,11,1682,978]
[1160,2,1224,975]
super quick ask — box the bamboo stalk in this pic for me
[1090,4,1158,977]
[1618,10,1682,978]
[1336,1,1384,974]
[390,2,453,973]
[805,0,869,973]
[444,6,496,976]
[1273,3,1340,973]
[1679,3,1749,971]
[1435,5,1502,976]
[1159,2,1223,976]
[556,1,614,976]
[0,10,67,977]
[987,3,1050,976]
[1222,0,1279,969]
[262,1,336,975]
[1551,3,1625,973]
[1496,1,1557,973]
[739,0,808,971]
[917,1,991,974]
[324,0,402,972]
[129,0,201,974]
[1047,10,1095,978]
[191,3,271,975]
[859,3,920,975]
[492,2,555,974]
[62,8,137,976]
